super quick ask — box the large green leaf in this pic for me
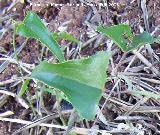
[16,11,64,62]
[31,51,110,119]
[97,24,155,52]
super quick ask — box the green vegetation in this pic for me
[16,11,157,120]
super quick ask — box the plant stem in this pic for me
[63,109,78,135]
[12,21,24,77]
[40,46,45,62]
[55,90,66,126]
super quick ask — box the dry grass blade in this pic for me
[0,111,14,117]
[0,76,28,86]
[0,89,15,97]
[115,116,159,122]
[121,106,160,113]
[0,117,125,135]
[124,97,149,116]
[140,77,160,84]
[0,94,9,108]
[133,50,160,76]
[0,89,29,109]
[108,95,160,113]
[0,40,27,73]
[130,78,159,94]
[12,113,56,134]
[82,34,99,48]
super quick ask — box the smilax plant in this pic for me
[17,11,157,120]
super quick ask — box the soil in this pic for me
[0,0,160,134]
[0,122,10,135]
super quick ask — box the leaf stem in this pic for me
[55,90,66,126]
[12,21,24,77]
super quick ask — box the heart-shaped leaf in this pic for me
[128,31,155,51]
[16,11,64,62]
[97,24,134,51]
[97,24,155,52]
[31,51,110,119]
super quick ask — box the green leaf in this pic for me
[52,32,59,41]
[128,31,155,51]
[16,11,65,62]
[69,132,77,135]
[18,79,30,97]
[97,24,134,51]
[59,32,80,44]
[31,51,110,119]
[52,32,80,44]
[97,24,155,52]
